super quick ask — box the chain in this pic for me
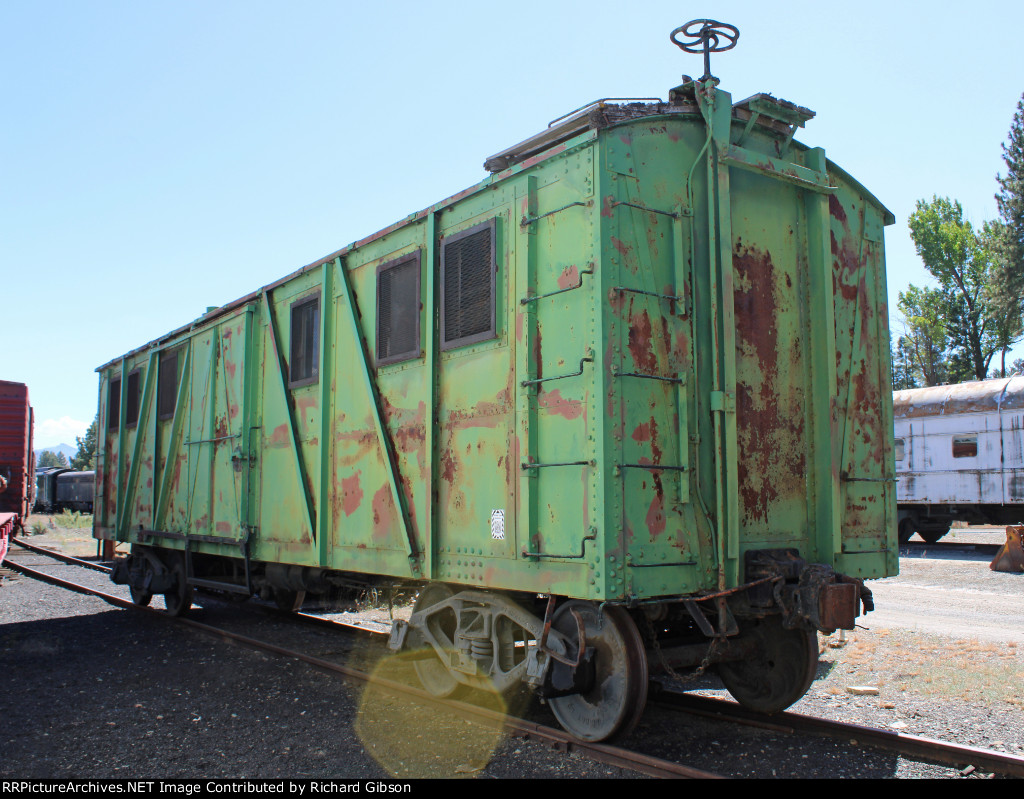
[644,613,720,687]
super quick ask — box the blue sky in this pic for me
[4,1,1022,447]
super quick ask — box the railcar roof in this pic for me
[893,376,1024,418]
[98,88,894,371]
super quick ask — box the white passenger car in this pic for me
[894,377,1024,543]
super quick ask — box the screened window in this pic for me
[108,377,121,431]
[289,294,320,387]
[441,220,496,350]
[894,438,905,461]
[376,252,421,366]
[125,369,141,427]
[158,349,179,420]
[952,435,977,458]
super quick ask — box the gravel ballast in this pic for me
[2,527,1022,780]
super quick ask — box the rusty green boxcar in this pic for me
[95,24,897,742]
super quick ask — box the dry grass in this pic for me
[816,628,1024,709]
[22,514,100,557]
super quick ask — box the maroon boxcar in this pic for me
[0,380,35,562]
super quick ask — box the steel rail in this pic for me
[901,540,1000,557]
[6,557,723,780]
[12,543,1020,777]
[11,537,112,573]
[655,691,1024,778]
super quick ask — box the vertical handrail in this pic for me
[515,175,539,554]
[424,213,439,580]
[317,261,336,565]
[803,148,842,565]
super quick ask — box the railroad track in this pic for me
[9,538,1024,779]
[901,540,1001,557]
[4,540,719,780]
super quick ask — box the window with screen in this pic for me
[441,219,496,350]
[289,294,320,387]
[108,376,121,431]
[376,252,421,366]
[952,435,977,458]
[158,349,179,420]
[125,369,141,427]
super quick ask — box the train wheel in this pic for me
[274,588,306,612]
[547,601,648,743]
[717,616,817,713]
[129,586,153,607]
[918,526,949,544]
[161,552,194,617]
[412,583,470,700]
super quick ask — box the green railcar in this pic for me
[96,24,896,742]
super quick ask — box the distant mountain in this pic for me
[34,443,78,465]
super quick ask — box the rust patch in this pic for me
[557,264,580,290]
[627,310,658,374]
[733,244,807,527]
[267,424,290,448]
[371,484,395,540]
[537,389,583,420]
[441,448,457,483]
[828,194,848,224]
[645,490,666,539]
[601,195,615,218]
[341,471,363,516]
[611,236,630,257]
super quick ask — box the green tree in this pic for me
[994,93,1024,316]
[71,416,98,470]
[896,284,955,386]
[891,337,919,390]
[38,450,69,468]
[907,197,1017,381]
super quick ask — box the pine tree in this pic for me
[71,416,98,470]
[38,450,69,468]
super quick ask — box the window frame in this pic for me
[288,292,321,389]
[125,369,141,428]
[440,218,497,352]
[952,435,978,459]
[157,348,180,421]
[375,251,423,367]
[108,375,122,432]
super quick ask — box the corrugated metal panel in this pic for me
[0,380,35,520]
[894,376,1024,419]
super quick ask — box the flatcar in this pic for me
[894,376,1024,543]
[94,21,897,742]
[35,467,96,514]
[0,380,35,562]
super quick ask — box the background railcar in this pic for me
[0,380,35,562]
[94,22,897,742]
[894,377,1024,543]
[35,468,96,514]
